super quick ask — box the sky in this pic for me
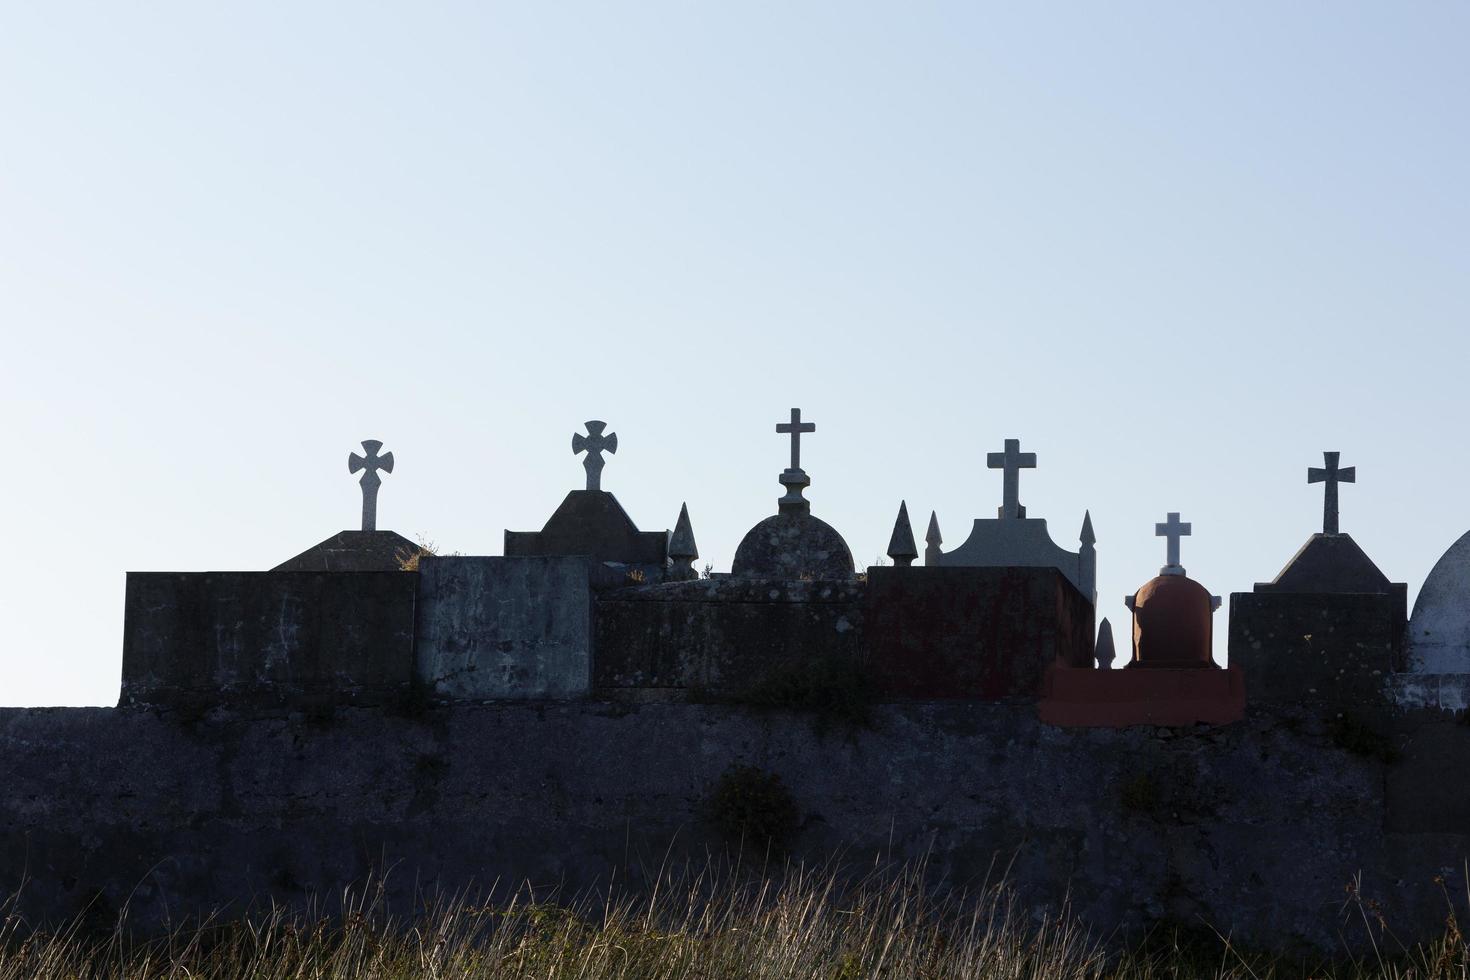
[1,3,1466,706]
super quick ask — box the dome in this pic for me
[1406,528,1470,672]
[732,512,854,580]
[1127,574,1216,668]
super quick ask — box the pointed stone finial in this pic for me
[1078,510,1097,604]
[571,421,618,491]
[1095,617,1116,669]
[347,440,394,532]
[1307,451,1355,536]
[887,501,918,567]
[668,503,699,580]
[925,511,943,566]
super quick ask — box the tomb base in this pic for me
[1037,664,1245,728]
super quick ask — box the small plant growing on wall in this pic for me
[706,764,799,852]
[1327,712,1401,763]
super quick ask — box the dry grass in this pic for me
[1,863,1467,980]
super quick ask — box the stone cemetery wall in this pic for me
[864,566,1094,699]
[120,572,417,708]
[2,699,1467,954]
[592,578,864,692]
[1228,592,1404,706]
[415,556,595,700]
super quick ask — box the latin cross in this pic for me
[986,438,1037,519]
[1307,451,1355,536]
[776,408,816,471]
[1155,511,1191,572]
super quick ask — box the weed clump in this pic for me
[1328,713,1401,763]
[705,764,800,852]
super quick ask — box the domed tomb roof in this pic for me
[1407,528,1470,672]
[731,408,854,580]
[1127,574,1216,668]
[1123,512,1219,668]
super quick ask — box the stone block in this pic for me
[1227,591,1405,705]
[504,490,667,570]
[593,578,864,691]
[120,571,417,707]
[864,566,1094,700]
[1038,665,1245,727]
[415,557,595,700]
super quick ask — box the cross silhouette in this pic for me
[572,421,618,491]
[1307,451,1355,536]
[986,438,1037,519]
[776,408,815,471]
[1155,512,1191,573]
[347,440,394,532]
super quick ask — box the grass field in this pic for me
[2,863,1466,979]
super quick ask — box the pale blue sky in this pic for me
[1,3,1466,705]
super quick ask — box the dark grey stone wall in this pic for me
[592,579,864,690]
[120,572,417,707]
[1228,592,1403,705]
[415,556,595,699]
[1,702,1465,953]
[865,566,1094,699]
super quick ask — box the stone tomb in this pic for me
[731,408,854,579]
[1040,512,1243,727]
[416,556,596,700]
[1228,453,1406,706]
[274,440,417,572]
[922,438,1096,604]
[121,570,417,707]
[1403,526,1470,676]
[504,421,668,573]
[864,565,1094,699]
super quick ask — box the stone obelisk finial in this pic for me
[924,511,943,566]
[669,503,699,580]
[887,501,918,567]
[347,440,394,532]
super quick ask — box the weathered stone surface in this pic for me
[416,557,594,700]
[731,512,855,580]
[667,503,699,581]
[594,578,863,690]
[120,572,417,707]
[273,530,418,572]
[1257,533,1397,594]
[347,439,395,532]
[1406,528,1470,673]
[504,490,668,569]
[0,701,1461,953]
[930,517,1096,603]
[1228,592,1403,705]
[1126,574,1217,668]
[864,567,1093,699]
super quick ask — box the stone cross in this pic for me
[1155,511,1191,575]
[1307,451,1355,536]
[987,438,1037,519]
[572,421,618,492]
[776,408,815,471]
[347,440,394,532]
